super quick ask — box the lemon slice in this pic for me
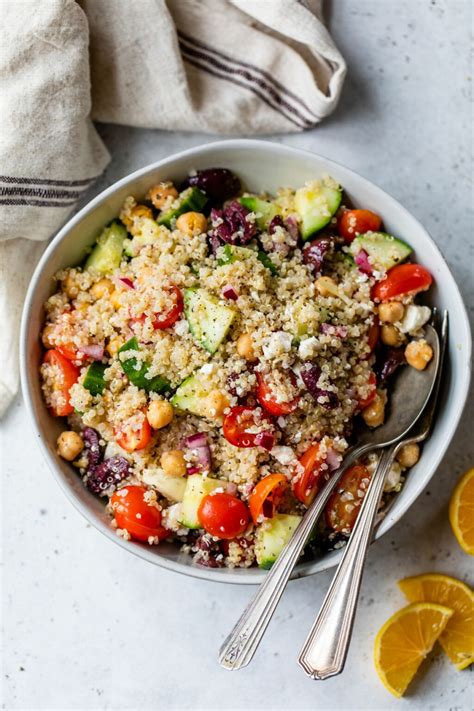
[449,467,474,555]
[399,573,474,670]
[374,602,453,697]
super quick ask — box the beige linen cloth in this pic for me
[0,0,346,417]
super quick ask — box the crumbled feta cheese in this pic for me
[162,503,187,532]
[271,445,296,465]
[398,305,431,335]
[263,331,293,358]
[174,319,189,336]
[298,336,319,359]
[200,362,215,375]
[384,461,403,493]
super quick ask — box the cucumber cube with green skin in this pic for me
[85,221,128,273]
[294,179,342,240]
[171,372,211,416]
[350,231,412,270]
[184,288,236,354]
[238,196,279,229]
[118,337,171,394]
[255,514,302,569]
[216,244,254,265]
[141,469,187,503]
[157,187,207,228]
[83,362,107,396]
[179,474,226,529]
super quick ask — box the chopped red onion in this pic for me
[225,482,238,495]
[254,431,275,451]
[183,432,208,448]
[320,323,348,339]
[284,215,300,241]
[354,249,373,275]
[78,344,104,360]
[222,284,239,301]
[182,432,212,471]
[186,465,202,475]
[325,447,341,471]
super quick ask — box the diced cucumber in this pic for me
[83,362,107,396]
[350,231,412,270]
[179,474,226,529]
[157,187,207,228]
[118,337,171,394]
[141,468,187,503]
[255,514,302,569]
[216,244,254,265]
[171,372,211,416]
[85,221,127,273]
[294,179,342,240]
[238,196,279,229]
[184,288,236,354]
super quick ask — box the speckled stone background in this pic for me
[2,1,473,709]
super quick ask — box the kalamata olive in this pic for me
[268,215,285,234]
[186,168,240,204]
[82,427,101,471]
[210,201,257,245]
[376,347,406,383]
[85,456,131,496]
[303,236,336,274]
[301,363,339,410]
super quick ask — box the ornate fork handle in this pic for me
[298,445,397,679]
[218,446,366,671]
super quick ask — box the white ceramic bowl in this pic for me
[20,139,471,584]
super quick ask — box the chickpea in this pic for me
[161,450,187,477]
[405,339,433,371]
[381,324,404,347]
[204,389,229,418]
[362,392,386,428]
[106,337,122,357]
[90,278,114,300]
[147,400,174,430]
[148,182,178,210]
[63,273,78,299]
[42,323,56,349]
[378,301,405,323]
[315,276,338,297]
[110,290,124,310]
[236,333,257,361]
[131,204,153,221]
[397,442,420,468]
[57,431,84,461]
[176,211,208,236]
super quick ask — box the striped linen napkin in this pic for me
[0,0,346,416]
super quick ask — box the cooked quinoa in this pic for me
[40,168,433,569]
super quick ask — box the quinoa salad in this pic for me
[40,168,435,569]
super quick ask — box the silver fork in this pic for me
[298,310,448,679]
[219,322,441,671]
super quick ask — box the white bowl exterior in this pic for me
[20,139,471,584]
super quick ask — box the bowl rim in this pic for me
[20,138,472,585]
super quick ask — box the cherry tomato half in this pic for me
[43,349,80,417]
[223,405,273,448]
[372,264,433,302]
[111,485,168,542]
[325,464,371,533]
[256,372,300,416]
[338,209,382,243]
[56,344,86,363]
[249,473,287,523]
[357,372,377,410]
[152,285,183,329]
[197,492,250,539]
[293,443,326,506]
[115,414,151,452]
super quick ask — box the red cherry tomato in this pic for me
[111,485,168,542]
[338,209,382,243]
[56,344,86,363]
[357,372,377,410]
[115,414,151,452]
[256,372,300,416]
[248,473,287,523]
[293,443,326,506]
[325,464,371,533]
[152,285,183,329]
[197,492,250,539]
[372,264,433,302]
[43,349,80,417]
[223,405,273,448]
